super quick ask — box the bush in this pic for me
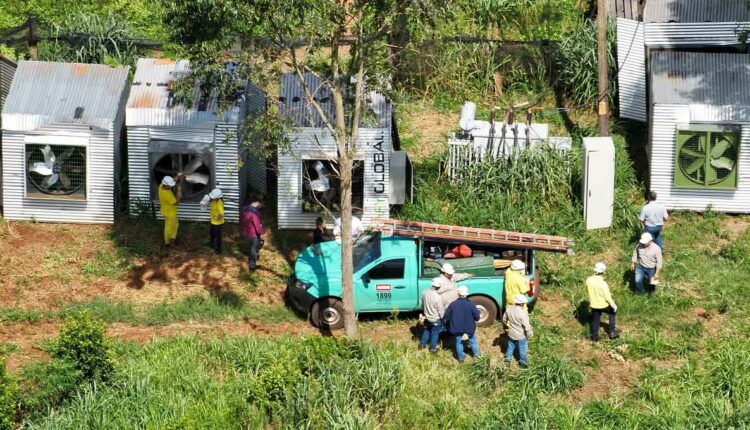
[18,360,82,421]
[0,361,16,430]
[52,310,115,382]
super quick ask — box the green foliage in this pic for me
[0,361,16,430]
[52,310,115,382]
[82,250,131,280]
[18,359,83,422]
[710,337,750,407]
[41,12,138,66]
[522,355,584,394]
[554,19,617,108]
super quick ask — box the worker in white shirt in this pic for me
[639,191,668,250]
[333,216,364,244]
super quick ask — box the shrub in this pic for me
[17,359,82,421]
[52,310,115,382]
[0,361,16,430]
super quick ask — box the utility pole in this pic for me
[597,0,609,136]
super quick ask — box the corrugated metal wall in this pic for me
[277,128,392,229]
[650,104,750,213]
[244,83,268,194]
[617,18,647,122]
[0,57,17,205]
[127,124,242,222]
[645,23,745,47]
[2,124,119,223]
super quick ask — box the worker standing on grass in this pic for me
[639,191,669,250]
[444,286,480,363]
[419,280,445,353]
[586,263,620,342]
[505,260,529,310]
[434,263,459,306]
[630,232,663,295]
[241,198,264,272]
[158,175,180,246]
[207,188,224,254]
[503,294,533,368]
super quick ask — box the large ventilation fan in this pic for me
[675,130,739,189]
[26,144,86,196]
[153,153,211,200]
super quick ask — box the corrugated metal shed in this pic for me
[617,18,647,122]
[649,104,750,213]
[278,72,392,129]
[126,58,267,223]
[651,51,750,106]
[644,0,749,23]
[2,61,129,132]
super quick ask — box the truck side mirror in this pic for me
[362,274,370,285]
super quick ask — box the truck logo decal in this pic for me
[375,284,391,291]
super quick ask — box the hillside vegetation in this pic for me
[1,1,750,429]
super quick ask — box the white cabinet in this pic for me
[583,137,615,230]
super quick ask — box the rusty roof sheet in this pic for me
[127,58,191,110]
[644,0,750,23]
[651,51,750,106]
[2,60,129,131]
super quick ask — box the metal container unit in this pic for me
[649,51,750,213]
[126,58,267,223]
[276,72,411,230]
[1,61,129,223]
[0,55,17,205]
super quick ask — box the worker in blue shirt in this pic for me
[443,286,480,363]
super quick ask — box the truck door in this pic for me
[357,257,416,312]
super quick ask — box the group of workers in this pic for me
[419,260,534,366]
[419,191,669,364]
[157,175,265,271]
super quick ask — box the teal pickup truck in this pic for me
[286,228,570,330]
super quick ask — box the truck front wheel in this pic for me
[469,295,498,327]
[311,298,345,330]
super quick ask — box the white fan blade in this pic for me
[30,162,54,176]
[46,173,59,187]
[183,158,204,175]
[711,157,735,170]
[184,172,209,185]
[310,178,330,192]
[41,145,56,165]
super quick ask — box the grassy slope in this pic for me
[3,103,750,428]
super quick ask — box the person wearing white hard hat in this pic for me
[443,286,480,363]
[158,175,181,246]
[205,188,225,253]
[586,263,620,342]
[419,279,446,353]
[630,232,663,294]
[504,259,529,312]
[503,293,533,368]
[433,263,459,306]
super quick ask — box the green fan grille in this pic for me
[674,130,739,189]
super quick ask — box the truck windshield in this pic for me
[353,232,382,272]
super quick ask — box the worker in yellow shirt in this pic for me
[586,262,620,342]
[504,260,529,310]
[207,188,225,253]
[158,176,180,246]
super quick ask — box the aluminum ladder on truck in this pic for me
[372,218,575,254]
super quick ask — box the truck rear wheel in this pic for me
[469,295,498,327]
[311,298,345,330]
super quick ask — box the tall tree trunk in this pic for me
[338,151,357,337]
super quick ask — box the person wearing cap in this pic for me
[419,280,445,353]
[443,286,480,363]
[639,191,668,250]
[630,232,663,294]
[504,260,529,311]
[586,263,620,342]
[241,197,265,271]
[503,293,533,368]
[158,175,180,246]
[207,188,224,254]
[434,263,459,307]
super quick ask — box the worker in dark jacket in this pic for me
[443,286,480,363]
[313,217,333,244]
[241,198,264,271]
